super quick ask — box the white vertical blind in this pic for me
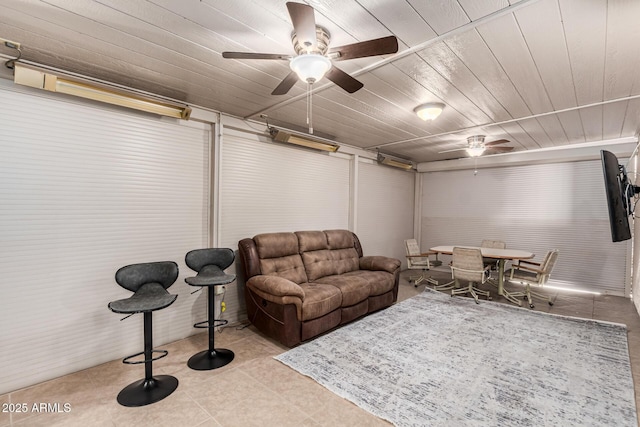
[217,126,351,322]
[356,161,415,267]
[0,83,210,394]
[631,153,640,311]
[420,161,630,295]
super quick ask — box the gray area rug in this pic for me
[275,289,637,426]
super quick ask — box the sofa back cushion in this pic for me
[296,230,327,252]
[326,230,360,275]
[245,230,361,283]
[296,230,360,281]
[254,232,308,284]
[296,231,338,281]
[325,229,353,249]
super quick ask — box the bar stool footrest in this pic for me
[122,349,168,365]
[193,318,228,329]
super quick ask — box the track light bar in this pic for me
[13,64,191,119]
[269,127,339,152]
[377,153,413,170]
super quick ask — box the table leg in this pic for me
[497,259,505,296]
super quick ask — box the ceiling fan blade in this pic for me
[325,66,364,93]
[287,2,317,51]
[484,139,510,147]
[438,147,467,154]
[328,36,399,61]
[222,52,291,60]
[271,71,299,95]
[485,146,514,154]
[442,153,467,160]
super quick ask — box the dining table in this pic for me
[429,245,534,304]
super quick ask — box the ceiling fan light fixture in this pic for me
[414,102,445,121]
[290,54,332,83]
[466,146,486,157]
[467,135,486,144]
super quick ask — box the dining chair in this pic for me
[507,249,559,308]
[481,239,505,289]
[450,247,491,303]
[481,239,505,269]
[404,239,441,288]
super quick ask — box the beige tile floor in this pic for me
[1,271,639,427]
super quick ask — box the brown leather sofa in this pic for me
[238,229,401,347]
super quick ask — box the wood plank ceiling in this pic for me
[1,0,639,163]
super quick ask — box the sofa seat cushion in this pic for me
[299,283,342,321]
[343,270,395,296]
[314,274,370,307]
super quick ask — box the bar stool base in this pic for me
[117,375,178,407]
[188,348,234,371]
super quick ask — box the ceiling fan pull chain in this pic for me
[309,82,314,134]
[306,82,310,127]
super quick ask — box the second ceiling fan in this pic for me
[222,2,399,96]
[439,135,514,158]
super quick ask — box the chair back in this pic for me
[185,248,235,273]
[115,261,179,293]
[481,239,506,249]
[452,247,486,282]
[405,239,429,268]
[539,249,559,285]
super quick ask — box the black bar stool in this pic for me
[107,261,179,407]
[185,248,236,370]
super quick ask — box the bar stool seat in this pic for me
[185,265,234,286]
[185,248,236,371]
[109,283,176,313]
[107,261,179,407]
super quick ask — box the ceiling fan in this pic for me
[221,2,398,96]
[439,135,514,158]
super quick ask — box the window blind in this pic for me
[356,161,415,267]
[420,161,630,296]
[0,82,210,394]
[216,127,351,323]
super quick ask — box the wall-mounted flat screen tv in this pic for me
[600,150,637,242]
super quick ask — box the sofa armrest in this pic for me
[246,275,305,300]
[360,256,401,274]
